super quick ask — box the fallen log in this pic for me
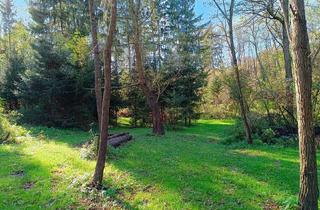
[108,133,132,148]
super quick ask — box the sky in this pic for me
[13,0,213,23]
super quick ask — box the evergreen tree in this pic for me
[17,0,95,128]
[163,0,206,126]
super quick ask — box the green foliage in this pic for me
[260,128,276,144]
[0,101,26,143]
[0,0,15,36]
[0,53,25,109]
[160,0,207,126]
[210,77,223,96]
[120,71,150,127]
[221,119,245,145]
[273,136,298,147]
[15,5,96,129]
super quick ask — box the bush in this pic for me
[274,136,298,147]
[221,118,245,145]
[260,128,276,144]
[249,113,271,135]
[0,102,27,143]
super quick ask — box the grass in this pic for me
[0,119,318,209]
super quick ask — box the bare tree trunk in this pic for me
[227,5,253,144]
[130,0,164,135]
[251,27,272,124]
[212,0,253,144]
[280,0,294,118]
[150,99,164,135]
[290,1,319,209]
[89,0,103,131]
[92,0,117,187]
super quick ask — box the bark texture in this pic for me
[89,0,103,130]
[130,0,164,135]
[92,0,117,187]
[280,0,294,118]
[290,0,319,209]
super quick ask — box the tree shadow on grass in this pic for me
[0,144,137,209]
[0,146,64,209]
[24,125,91,146]
[109,136,308,209]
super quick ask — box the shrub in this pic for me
[0,102,27,143]
[249,113,270,135]
[260,128,276,144]
[221,118,245,145]
[274,136,298,147]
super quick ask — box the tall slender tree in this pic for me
[92,0,117,187]
[280,0,294,119]
[290,0,319,208]
[0,0,15,56]
[245,0,294,122]
[88,0,103,134]
[129,0,165,135]
[212,0,253,144]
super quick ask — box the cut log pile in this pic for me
[108,133,133,148]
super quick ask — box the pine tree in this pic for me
[163,0,206,126]
[17,0,95,128]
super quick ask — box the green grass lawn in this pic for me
[0,120,318,209]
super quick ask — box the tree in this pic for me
[280,0,294,119]
[163,0,206,126]
[88,0,103,144]
[92,0,117,187]
[290,0,319,208]
[18,0,95,129]
[0,0,15,55]
[212,0,253,144]
[0,22,32,110]
[129,0,165,135]
[244,0,294,123]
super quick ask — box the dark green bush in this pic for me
[260,128,276,144]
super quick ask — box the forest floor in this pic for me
[0,119,316,209]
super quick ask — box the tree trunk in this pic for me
[281,0,294,119]
[227,5,253,144]
[130,0,164,135]
[92,0,117,187]
[290,1,319,209]
[89,0,103,131]
[150,100,164,135]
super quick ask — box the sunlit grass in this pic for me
[0,120,318,209]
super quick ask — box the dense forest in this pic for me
[1,0,320,209]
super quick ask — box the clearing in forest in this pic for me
[0,120,315,209]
